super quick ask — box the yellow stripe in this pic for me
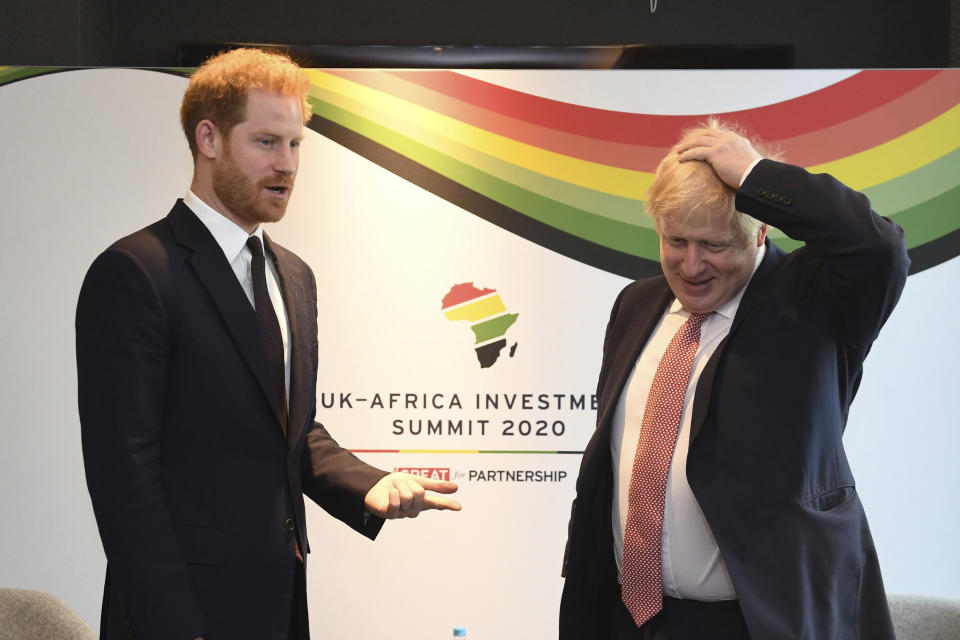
[443,295,507,322]
[311,85,651,219]
[306,70,651,199]
[808,104,960,190]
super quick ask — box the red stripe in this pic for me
[387,69,942,146]
[772,71,960,165]
[441,283,496,308]
[323,69,955,172]
[328,68,667,171]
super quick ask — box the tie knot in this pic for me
[247,236,265,258]
[686,312,712,329]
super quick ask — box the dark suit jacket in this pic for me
[560,161,909,640]
[77,201,387,640]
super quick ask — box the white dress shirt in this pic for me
[183,190,291,402]
[610,244,765,601]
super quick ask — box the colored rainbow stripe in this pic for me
[305,68,960,274]
[3,66,956,274]
[0,66,64,85]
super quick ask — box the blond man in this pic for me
[561,122,907,639]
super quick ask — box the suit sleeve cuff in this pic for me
[738,157,763,188]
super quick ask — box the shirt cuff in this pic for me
[738,158,763,188]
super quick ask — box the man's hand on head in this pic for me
[675,129,762,189]
[364,472,461,519]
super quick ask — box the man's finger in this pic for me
[388,486,400,511]
[422,495,463,511]
[674,134,718,156]
[404,479,425,513]
[397,478,415,504]
[676,148,709,163]
[411,477,459,493]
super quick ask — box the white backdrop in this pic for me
[0,68,956,638]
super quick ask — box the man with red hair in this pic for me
[77,48,460,640]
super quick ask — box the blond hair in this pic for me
[180,48,312,158]
[646,119,780,243]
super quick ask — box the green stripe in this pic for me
[471,314,519,344]
[434,136,653,228]
[311,96,662,259]
[0,66,63,86]
[762,184,960,254]
[890,183,960,248]
[311,94,960,259]
[309,86,654,229]
[767,236,804,253]
[0,66,193,89]
[468,164,661,258]
[864,147,960,216]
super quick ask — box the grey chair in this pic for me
[0,588,97,640]
[889,594,960,640]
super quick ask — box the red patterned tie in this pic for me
[621,311,711,627]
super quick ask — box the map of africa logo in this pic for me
[441,282,519,368]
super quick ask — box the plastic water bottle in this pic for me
[453,627,466,637]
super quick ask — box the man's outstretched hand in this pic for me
[364,472,461,519]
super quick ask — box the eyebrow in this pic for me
[249,131,304,142]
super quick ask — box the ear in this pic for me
[194,119,221,160]
[756,223,768,247]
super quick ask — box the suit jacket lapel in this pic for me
[596,280,674,433]
[576,280,673,532]
[689,239,784,443]
[167,201,285,431]
[264,234,311,449]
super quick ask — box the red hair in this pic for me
[180,48,312,158]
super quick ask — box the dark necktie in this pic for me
[246,236,288,434]
[621,312,711,627]
[247,236,302,563]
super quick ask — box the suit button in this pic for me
[283,517,295,532]
[755,188,767,197]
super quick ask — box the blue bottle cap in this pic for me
[453,627,466,637]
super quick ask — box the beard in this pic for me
[212,146,294,229]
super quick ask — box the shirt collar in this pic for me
[183,189,264,263]
[668,242,767,320]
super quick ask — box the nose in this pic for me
[680,245,704,276]
[273,145,298,175]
